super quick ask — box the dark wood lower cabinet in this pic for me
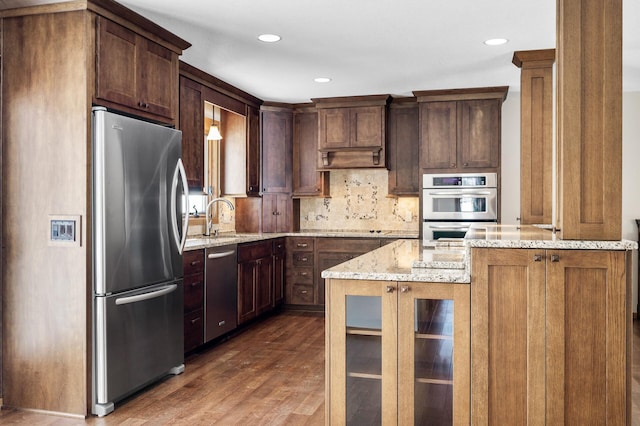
[183,250,205,352]
[237,240,277,325]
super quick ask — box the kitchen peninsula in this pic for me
[322,225,635,424]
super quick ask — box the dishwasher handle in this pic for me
[115,284,177,305]
[208,250,236,259]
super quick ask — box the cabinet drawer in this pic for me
[287,237,314,252]
[316,237,380,253]
[238,241,272,262]
[293,253,314,267]
[184,250,204,275]
[287,268,313,284]
[290,284,314,305]
[272,237,286,255]
[183,273,204,314]
[184,309,204,352]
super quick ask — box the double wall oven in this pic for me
[422,173,498,240]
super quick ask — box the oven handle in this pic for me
[426,190,493,196]
[427,224,470,230]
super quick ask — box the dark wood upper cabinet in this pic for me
[261,107,293,194]
[179,76,204,189]
[246,105,261,196]
[96,16,178,123]
[414,87,508,173]
[387,99,420,196]
[293,107,329,197]
[313,95,391,169]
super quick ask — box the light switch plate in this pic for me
[48,214,82,247]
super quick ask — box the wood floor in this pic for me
[1,312,640,425]
[0,311,325,425]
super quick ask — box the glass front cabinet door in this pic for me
[326,279,470,425]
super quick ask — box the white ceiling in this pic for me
[121,0,640,103]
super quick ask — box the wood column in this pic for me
[513,49,555,225]
[556,0,622,240]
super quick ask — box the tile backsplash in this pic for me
[300,169,419,232]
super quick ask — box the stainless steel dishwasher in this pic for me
[205,244,238,342]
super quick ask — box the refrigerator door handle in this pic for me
[171,158,190,254]
[115,284,178,305]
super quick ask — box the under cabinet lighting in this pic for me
[314,77,332,83]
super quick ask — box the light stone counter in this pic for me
[465,224,637,250]
[184,230,419,251]
[320,224,638,284]
[321,239,471,283]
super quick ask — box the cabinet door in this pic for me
[137,38,177,120]
[319,108,350,149]
[293,111,325,196]
[546,250,628,425]
[179,76,204,189]
[96,17,138,110]
[237,260,257,324]
[419,101,457,170]
[255,256,274,315]
[246,105,261,196]
[261,109,292,193]
[397,282,470,425]
[350,106,384,148]
[471,248,546,424]
[273,249,286,306]
[387,104,419,196]
[458,99,500,169]
[327,279,398,425]
[262,193,292,233]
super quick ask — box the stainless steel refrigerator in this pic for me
[92,107,189,416]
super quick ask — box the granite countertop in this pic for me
[184,230,419,251]
[465,224,638,250]
[321,239,471,283]
[320,224,638,284]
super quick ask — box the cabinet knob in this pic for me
[400,286,410,293]
[385,286,395,293]
[463,162,468,167]
[551,254,560,262]
[138,101,149,109]
[533,254,543,262]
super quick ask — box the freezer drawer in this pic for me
[94,281,184,416]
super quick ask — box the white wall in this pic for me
[500,91,640,313]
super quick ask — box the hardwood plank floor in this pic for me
[0,311,325,425]
[1,313,640,424]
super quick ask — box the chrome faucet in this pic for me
[203,197,235,237]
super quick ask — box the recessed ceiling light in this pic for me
[258,34,281,43]
[314,77,332,83]
[484,38,509,46]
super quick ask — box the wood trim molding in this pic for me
[512,49,556,69]
[413,86,509,103]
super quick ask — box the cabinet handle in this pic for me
[190,317,201,324]
[138,101,149,108]
[450,163,456,168]
[551,254,560,262]
[300,290,308,294]
[386,286,395,293]
[301,257,308,261]
[533,254,543,262]
[191,281,202,287]
[400,286,410,293]
[297,243,308,248]
[190,260,201,266]
[301,272,308,276]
